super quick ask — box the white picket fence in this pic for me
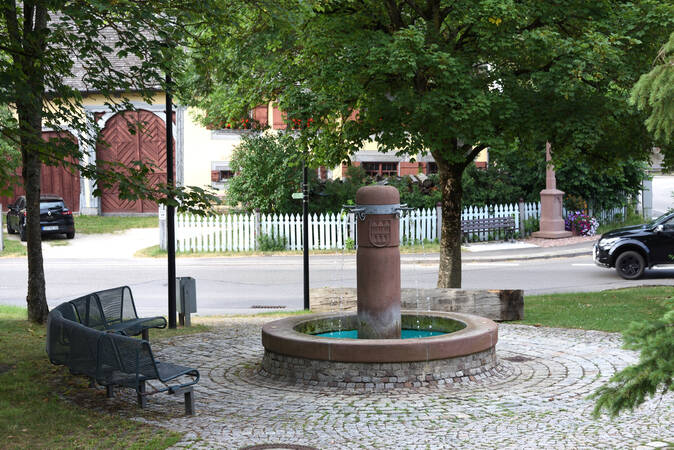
[162,201,547,252]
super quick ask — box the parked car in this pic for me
[6,195,75,241]
[593,212,674,279]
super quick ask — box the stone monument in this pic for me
[532,142,572,239]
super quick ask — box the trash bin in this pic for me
[176,277,197,326]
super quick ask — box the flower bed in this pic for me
[565,211,599,236]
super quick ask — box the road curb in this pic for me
[405,249,593,264]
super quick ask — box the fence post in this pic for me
[436,202,442,242]
[254,209,261,249]
[158,205,167,251]
[518,198,525,237]
[641,178,653,220]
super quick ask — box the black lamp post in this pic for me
[166,72,177,329]
[302,160,309,310]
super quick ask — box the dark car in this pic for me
[593,211,674,279]
[6,195,75,241]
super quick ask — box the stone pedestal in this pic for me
[532,142,572,239]
[355,186,401,339]
[532,189,572,238]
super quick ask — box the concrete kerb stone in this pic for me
[78,316,674,449]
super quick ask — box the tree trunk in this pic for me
[21,145,48,324]
[15,3,50,324]
[437,163,464,288]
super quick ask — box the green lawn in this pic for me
[74,215,157,234]
[0,306,208,449]
[136,241,441,258]
[517,287,672,332]
[1,238,26,257]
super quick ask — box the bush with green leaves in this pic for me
[228,133,303,214]
[258,233,288,252]
[461,143,647,212]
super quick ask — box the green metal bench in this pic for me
[461,216,516,243]
[46,308,199,414]
[63,286,166,340]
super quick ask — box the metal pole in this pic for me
[166,73,177,329]
[302,161,310,310]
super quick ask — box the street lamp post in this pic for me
[302,160,310,310]
[166,72,177,329]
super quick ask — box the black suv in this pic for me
[6,195,76,241]
[593,212,674,279]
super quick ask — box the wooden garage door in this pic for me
[97,110,173,214]
[1,132,80,212]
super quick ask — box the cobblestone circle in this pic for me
[110,318,673,449]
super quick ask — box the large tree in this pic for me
[0,1,219,323]
[182,0,672,287]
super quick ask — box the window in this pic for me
[427,162,438,174]
[362,162,398,177]
[219,170,234,181]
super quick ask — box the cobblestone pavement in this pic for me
[125,318,672,449]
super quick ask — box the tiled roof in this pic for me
[59,25,162,93]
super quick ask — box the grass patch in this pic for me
[1,238,26,257]
[0,305,186,448]
[46,239,69,247]
[136,242,440,258]
[74,215,157,234]
[516,287,672,332]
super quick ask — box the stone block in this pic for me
[310,287,523,320]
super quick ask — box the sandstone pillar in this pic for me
[355,185,401,339]
[532,142,572,239]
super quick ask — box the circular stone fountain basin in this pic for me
[261,311,498,388]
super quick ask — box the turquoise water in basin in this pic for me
[315,329,446,339]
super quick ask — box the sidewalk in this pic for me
[9,227,598,262]
[459,235,597,263]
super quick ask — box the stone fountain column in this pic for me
[532,142,572,239]
[355,185,401,339]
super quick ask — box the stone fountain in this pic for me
[261,186,498,389]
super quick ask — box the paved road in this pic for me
[2,252,673,316]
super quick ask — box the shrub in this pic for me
[258,233,288,251]
[565,211,599,236]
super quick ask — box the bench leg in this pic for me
[184,388,195,415]
[137,381,147,409]
[141,329,149,341]
[106,385,114,398]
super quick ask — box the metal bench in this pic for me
[461,216,516,242]
[62,286,167,340]
[46,308,199,414]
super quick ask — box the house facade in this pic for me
[2,96,485,215]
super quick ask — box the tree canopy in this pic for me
[631,31,674,166]
[182,0,673,288]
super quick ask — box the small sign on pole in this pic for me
[291,192,303,200]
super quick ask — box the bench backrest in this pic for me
[461,216,515,232]
[98,333,158,388]
[68,286,138,330]
[96,286,139,326]
[47,308,159,389]
[46,309,105,378]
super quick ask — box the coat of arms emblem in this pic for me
[369,219,391,247]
